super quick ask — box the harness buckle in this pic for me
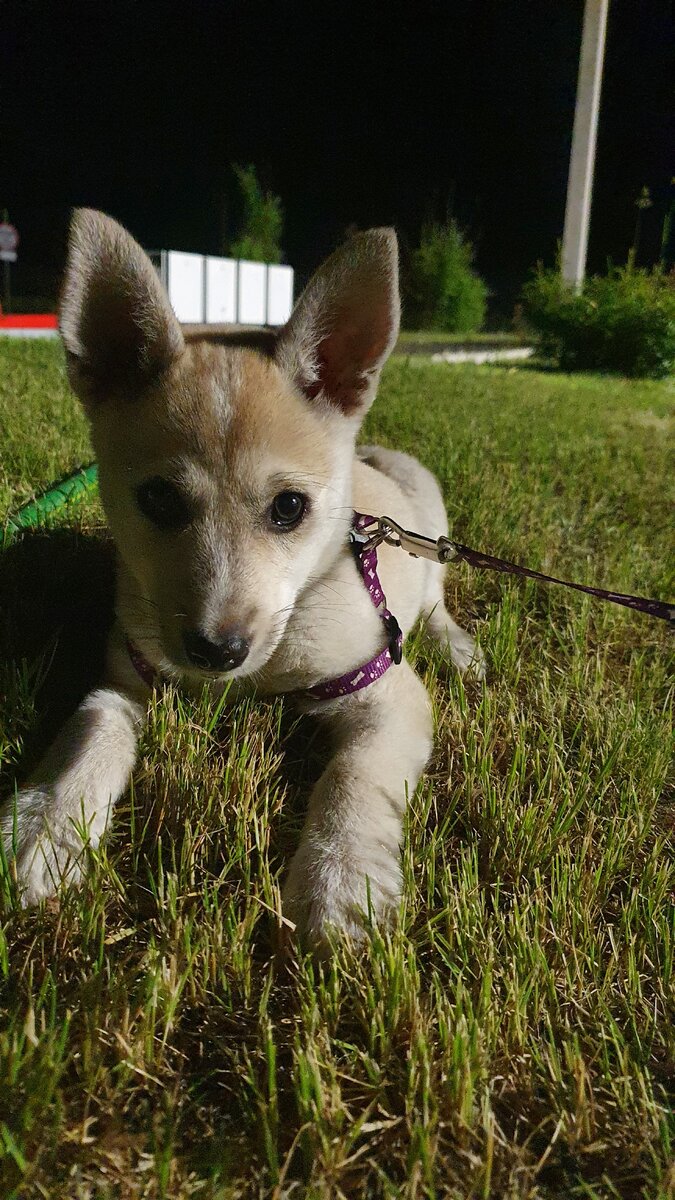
[349,521,387,554]
[383,613,403,664]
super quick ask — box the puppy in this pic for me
[1,210,483,947]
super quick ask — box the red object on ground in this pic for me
[0,314,58,328]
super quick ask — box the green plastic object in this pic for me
[3,463,99,545]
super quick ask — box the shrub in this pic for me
[523,262,675,379]
[405,220,488,333]
[229,164,284,263]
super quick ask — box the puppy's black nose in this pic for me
[182,629,250,672]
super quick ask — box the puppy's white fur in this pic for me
[1,211,483,947]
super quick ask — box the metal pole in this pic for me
[561,0,610,291]
[2,261,10,313]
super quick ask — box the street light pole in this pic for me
[561,0,610,291]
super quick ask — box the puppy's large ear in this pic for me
[275,228,399,419]
[59,208,184,403]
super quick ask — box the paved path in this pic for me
[428,346,534,365]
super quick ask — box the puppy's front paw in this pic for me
[449,628,486,680]
[0,789,82,906]
[426,610,486,680]
[282,836,403,952]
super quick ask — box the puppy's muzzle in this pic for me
[182,628,250,673]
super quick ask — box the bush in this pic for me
[229,164,284,263]
[405,220,488,333]
[523,262,675,379]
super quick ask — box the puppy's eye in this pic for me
[269,491,307,530]
[136,477,190,530]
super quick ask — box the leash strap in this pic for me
[446,542,674,624]
[374,515,674,625]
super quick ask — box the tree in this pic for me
[405,220,488,333]
[229,165,284,263]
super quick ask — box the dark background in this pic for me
[1,0,673,320]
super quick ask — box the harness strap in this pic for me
[125,637,159,689]
[304,512,403,701]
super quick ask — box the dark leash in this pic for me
[363,516,674,626]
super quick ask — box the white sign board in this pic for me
[237,260,266,326]
[0,251,17,263]
[266,265,294,326]
[205,257,237,324]
[166,251,204,323]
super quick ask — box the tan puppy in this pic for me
[1,211,483,947]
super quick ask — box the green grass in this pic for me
[1,340,674,1198]
[0,341,91,512]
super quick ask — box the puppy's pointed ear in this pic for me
[59,208,185,403]
[275,228,399,419]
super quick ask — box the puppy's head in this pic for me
[60,209,399,679]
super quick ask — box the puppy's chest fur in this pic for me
[255,543,385,694]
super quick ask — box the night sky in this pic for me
[2,0,673,318]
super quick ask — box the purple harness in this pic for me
[304,512,403,701]
[125,511,403,701]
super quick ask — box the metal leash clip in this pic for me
[351,518,389,553]
[378,515,460,564]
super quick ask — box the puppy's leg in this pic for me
[283,661,433,949]
[1,687,143,906]
[423,565,486,679]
